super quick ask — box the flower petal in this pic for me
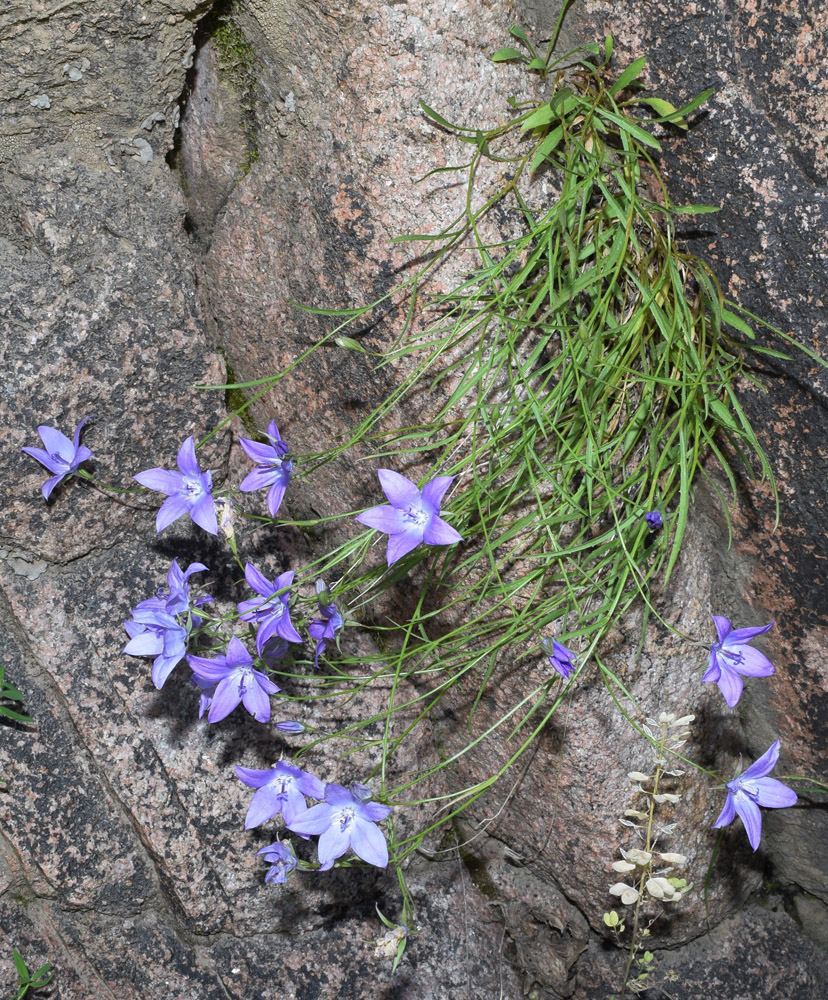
[712,615,732,643]
[37,424,74,462]
[733,793,763,851]
[716,665,744,708]
[239,436,277,464]
[739,740,780,781]
[245,786,282,829]
[21,446,64,474]
[71,416,93,450]
[702,651,721,683]
[732,645,775,677]
[133,469,183,495]
[354,504,408,534]
[420,475,454,514]
[241,680,272,723]
[207,676,242,723]
[377,468,421,509]
[386,526,424,566]
[156,493,190,533]
[187,654,231,684]
[235,766,276,788]
[423,514,463,546]
[726,621,774,643]
[244,562,274,598]
[239,466,278,492]
[350,818,388,868]
[123,632,164,657]
[176,436,201,477]
[287,802,336,837]
[712,792,736,829]
[317,823,350,870]
[189,493,218,535]
[41,473,66,500]
[151,653,183,689]
[754,777,798,809]
[266,481,288,518]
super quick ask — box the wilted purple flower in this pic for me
[712,740,797,850]
[287,782,392,870]
[703,616,775,708]
[238,420,293,518]
[308,579,345,669]
[275,720,306,734]
[235,760,325,829]
[541,638,577,680]
[123,610,190,689]
[257,840,298,885]
[238,564,302,658]
[355,469,463,567]
[22,416,94,500]
[134,435,217,535]
[188,635,279,723]
[644,510,663,531]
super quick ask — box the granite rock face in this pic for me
[1,1,826,998]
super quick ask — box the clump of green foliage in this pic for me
[5,950,52,1000]
[204,13,815,932]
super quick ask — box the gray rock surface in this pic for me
[1,0,826,997]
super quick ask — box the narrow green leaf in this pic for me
[599,108,662,149]
[526,57,547,71]
[609,56,647,96]
[509,25,529,42]
[491,47,525,62]
[669,203,720,215]
[419,100,475,133]
[334,336,367,353]
[721,308,755,339]
[530,126,563,173]
[671,88,715,119]
[604,34,613,62]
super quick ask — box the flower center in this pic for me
[276,775,294,797]
[404,506,428,528]
[337,806,355,832]
[720,645,744,666]
[185,477,205,500]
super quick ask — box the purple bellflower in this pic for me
[188,635,279,723]
[123,561,212,689]
[308,579,345,669]
[124,610,190,689]
[257,840,298,885]
[238,564,302,658]
[712,740,797,851]
[541,638,577,680]
[238,420,293,518]
[22,416,94,500]
[644,510,663,531]
[235,760,326,829]
[138,559,211,619]
[703,616,775,708]
[355,469,463,567]
[134,435,217,535]
[287,782,392,870]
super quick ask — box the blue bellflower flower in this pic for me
[22,416,94,500]
[712,740,797,850]
[287,782,392,870]
[541,638,577,679]
[188,635,279,723]
[355,469,463,566]
[308,579,345,669]
[238,564,302,658]
[257,841,298,885]
[238,420,293,518]
[123,610,190,689]
[235,760,326,829]
[134,435,217,535]
[703,615,775,707]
